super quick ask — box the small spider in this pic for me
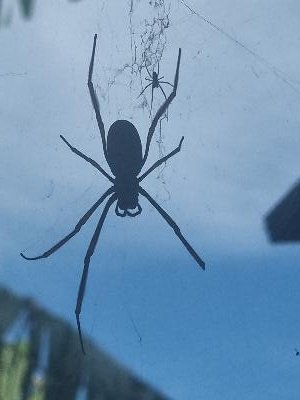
[21,34,205,354]
[138,60,174,113]
[295,348,299,356]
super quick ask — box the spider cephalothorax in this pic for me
[21,34,205,354]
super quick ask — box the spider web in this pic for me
[129,0,172,197]
[95,0,173,197]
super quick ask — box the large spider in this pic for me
[21,34,205,354]
[138,60,174,113]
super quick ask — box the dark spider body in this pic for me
[139,62,174,113]
[152,71,159,88]
[107,120,142,176]
[21,34,205,354]
[107,120,142,216]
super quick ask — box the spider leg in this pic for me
[158,84,168,119]
[20,187,115,260]
[139,187,205,270]
[159,84,167,100]
[160,81,174,87]
[158,76,164,80]
[145,64,152,79]
[142,48,181,167]
[145,77,151,81]
[138,137,184,181]
[60,135,114,183]
[75,193,117,354]
[150,85,154,115]
[157,61,160,76]
[88,34,108,161]
[138,82,152,98]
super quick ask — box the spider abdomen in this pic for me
[107,120,143,177]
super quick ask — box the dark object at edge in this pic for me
[265,179,300,243]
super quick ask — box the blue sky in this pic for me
[1,0,300,399]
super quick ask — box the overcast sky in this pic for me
[1,0,300,399]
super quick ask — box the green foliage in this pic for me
[0,341,45,400]
[0,342,29,400]
[0,288,168,400]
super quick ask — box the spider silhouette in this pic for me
[20,34,205,354]
[138,60,174,113]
